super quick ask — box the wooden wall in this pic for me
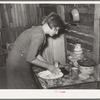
[0,4,43,67]
[0,4,96,67]
[64,4,95,58]
[0,4,43,45]
[0,4,41,28]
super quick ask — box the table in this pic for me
[32,66,99,89]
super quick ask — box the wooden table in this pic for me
[32,66,100,89]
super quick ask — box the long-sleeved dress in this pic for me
[6,26,46,89]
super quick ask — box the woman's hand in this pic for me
[58,64,69,69]
[48,65,61,75]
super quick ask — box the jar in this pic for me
[71,67,79,79]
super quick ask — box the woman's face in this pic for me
[49,27,60,36]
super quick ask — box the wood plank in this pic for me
[1,5,8,28]
[66,35,93,46]
[6,4,13,27]
[29,5,33,25]
[26,4,31,26]
[93,4,100,81]
[20,4,27,27]
[34,4,38,25]
[14,4,19,27]
[66,31,94,43]
[0,14,2,28]
[93,5,100,64]
[69,25,94,35]
[4,5,9,27]
[17,4,23,27]
[11,4,16,27]
[93,19,100,64]
[80,13,94,26]
[32,5,35,24]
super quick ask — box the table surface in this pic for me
[32,66,96,89]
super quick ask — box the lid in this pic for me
[77,58,96,67]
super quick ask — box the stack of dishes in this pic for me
[72,44,84,59]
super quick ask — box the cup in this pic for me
[71,67,79,79]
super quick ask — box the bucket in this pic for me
[71,8,80,22]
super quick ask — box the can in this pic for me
[71,67,79,79]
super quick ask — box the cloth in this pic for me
[6,26,45,89]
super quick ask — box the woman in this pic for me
[6,12,65,89]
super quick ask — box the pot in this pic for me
[77,58,96,75]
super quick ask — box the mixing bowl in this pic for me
[38,70,63,87]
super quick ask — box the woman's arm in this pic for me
[36,54,47,63]
[31,56,61,74]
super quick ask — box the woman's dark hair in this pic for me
[42,12,65,30]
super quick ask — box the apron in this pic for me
[6,45,39,89]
